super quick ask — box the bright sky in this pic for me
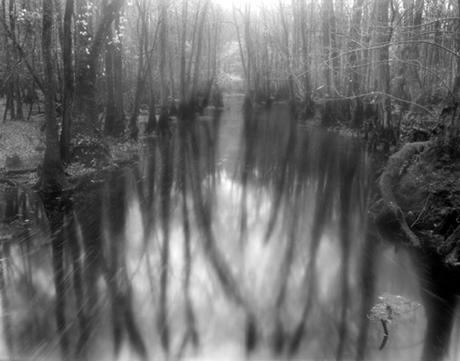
[211,0,280,10]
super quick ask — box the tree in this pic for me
[104,8,125,137]
[347,0,365,127]
[401,0,424,113]
[60,0,74,163]
[297,0,314,118]
[41,0,65,193]
[321,0,338,95]
[75,0,124,133]
[371,0,392,135]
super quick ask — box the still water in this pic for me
[0,96,457,360]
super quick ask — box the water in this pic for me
[0,96,456,360]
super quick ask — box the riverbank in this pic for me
[0,116,141,188]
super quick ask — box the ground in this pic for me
[0,118,45,169]
[0,115,141,187]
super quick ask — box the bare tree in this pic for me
[41,0,65,192]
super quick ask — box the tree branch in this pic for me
[0,17,44,92]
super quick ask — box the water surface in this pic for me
[0,96,449,360]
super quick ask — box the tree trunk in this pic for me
[190,1,209,104]
[9,0,23,121]
[322,0,338,95]
[75,0,124,134]
[104,11,125,138]
[113,15,125,130]
[279,1,295,112]
[41,0,66,193]
[348,0,364,127]
[179,0,188,106]
[159,0,168,108]
[105,26,117,134]
[452,0,460,100]
[402,0,424,113]
[60,0,74,164]
[372,0,393,142]
[128,0,147,138]
[299,0,314,119]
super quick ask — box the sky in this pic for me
[211,0,280,10]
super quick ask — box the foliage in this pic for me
[65,161,96,177]
[108,138,141,163]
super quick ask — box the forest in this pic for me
[1,0,460,168]
[0,0,460,361]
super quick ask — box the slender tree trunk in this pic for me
[402,0,424,113]
[9,0,22,120]
[190,0,209,104]
[348,0,364,127]
[60,0,74,164]
[233,7,249,94]
[299,0,314,118]
[128,0,147,138]
[178,0,188,117]
[104,8,125,137]
[372,0,392,138]
[447,0,460,138]
[322,0,338,95]
[105,25,117,133]
[179,0,188,106]
[279,1,295,110]
[102,7,124,137]
[452,0,460,100]
[159,0,168,108]
[185,5,200,96]
[113,15,125,128]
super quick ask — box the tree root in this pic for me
[438,225,460,265]
[378,141,431,248]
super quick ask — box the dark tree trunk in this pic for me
[41,0,65,194]
[106,13,125,136]
[401,0,424,113]
[372,0,393,148]
[128,0,148,139]
[75,0,124,134]
[189,1,209,105]
[104,27,117,135]
[60,0,74,164]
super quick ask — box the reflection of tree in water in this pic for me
[233,103,370,359]
[0,101,452,360]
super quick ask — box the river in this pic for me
[0,95,456,360]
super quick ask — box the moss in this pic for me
[378,138,460,254]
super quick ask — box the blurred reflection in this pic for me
[0,96,454,361]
